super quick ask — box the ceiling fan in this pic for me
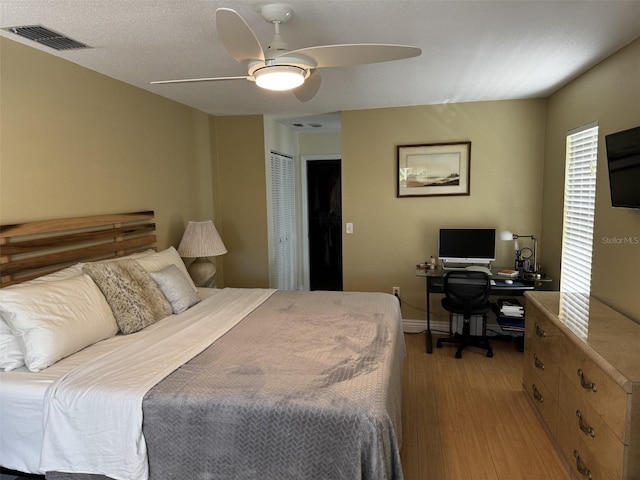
[151,4,422,102]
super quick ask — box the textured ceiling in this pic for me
[1,0,639,131]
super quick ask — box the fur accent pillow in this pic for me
[83,260,172,334]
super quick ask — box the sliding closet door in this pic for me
[268,151,297,290]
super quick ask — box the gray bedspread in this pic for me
[47,289,405,480]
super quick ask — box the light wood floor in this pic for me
[400,332,572,480]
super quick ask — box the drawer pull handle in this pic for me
[576,410,596,437]
[532,384,543,403]
[573,450,592,479]
[535,323,546,337]
[533,354,545,370]
[577,368,597,392]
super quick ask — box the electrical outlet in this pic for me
[392,286,400,296]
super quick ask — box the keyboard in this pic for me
[465,265,493,275]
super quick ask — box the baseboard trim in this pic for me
[402,318,449,333]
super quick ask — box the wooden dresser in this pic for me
[523,291,640,480]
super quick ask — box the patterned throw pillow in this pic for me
[83,260,172,334]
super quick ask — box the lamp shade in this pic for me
[177,220,227,258]
[499,230,516,241]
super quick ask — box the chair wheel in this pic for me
[487,350,494,358]
[455,351,462,359]
[436,340,442,348]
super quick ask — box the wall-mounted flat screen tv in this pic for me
[438,228,496,265]
[605,125,640,209]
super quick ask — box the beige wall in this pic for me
[298,131,341,156]
[0,38,214,249]
[541,37,640,322]
[2,33,637,322]
[212,115,269,288]
[342,100,547,321]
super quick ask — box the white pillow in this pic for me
[0,275,119,372]
[15,262,85,286]
[0,263,90,371]
[135,247,197,293]
[150,264,201,314]
[0,319,24,371]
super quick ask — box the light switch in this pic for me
[346,222,353,234]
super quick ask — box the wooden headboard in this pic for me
[0,211,156,287]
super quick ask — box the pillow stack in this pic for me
[0,247,202,372]
[0,275,119,372]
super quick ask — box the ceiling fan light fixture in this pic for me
[254,65,305,91]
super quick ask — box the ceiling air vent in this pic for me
[3,25,90,51]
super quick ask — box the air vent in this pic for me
[4,25,90,50]
[290,122,324,129]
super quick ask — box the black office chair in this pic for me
[436,270,494,359]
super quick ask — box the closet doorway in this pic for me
[303,156,343,291]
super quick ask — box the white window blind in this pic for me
[560,123,599,296]
[269,152,296,290]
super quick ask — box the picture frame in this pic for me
[397,141,471,197]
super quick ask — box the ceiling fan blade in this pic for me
[294,70,321,102]
[284,44,421,68]
[216,8,265,67]
[151,76,251,85]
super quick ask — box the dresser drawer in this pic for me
[524,360,558,438]
[561,338,628,442]
[524,310,562,396]
[525,303,562,355]
[557,414,615,480]
[559,374,625,480]
[525,349,560,399]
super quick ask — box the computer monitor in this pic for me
[438,228,496,266]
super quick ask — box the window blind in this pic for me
[560,123,599,296]
[269,152,296,290]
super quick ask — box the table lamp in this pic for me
[177,220,227,287]
[500,230,539,274]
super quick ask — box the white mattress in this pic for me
[0,288,221,475]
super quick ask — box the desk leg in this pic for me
[426,281,433,354]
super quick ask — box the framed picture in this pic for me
[397,141,471,197]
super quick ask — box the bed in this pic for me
[0,212,405,480]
